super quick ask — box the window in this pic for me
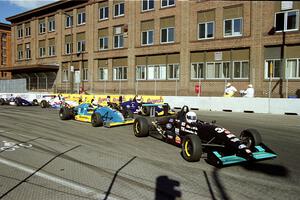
[99,37,108,50]
[99,68,108,80]
[114,27,124,48]
[65,43,72,54]
[275,10,299,32]
[168,64,179,80]
[39,47,46,58]
[142,0,154,11]
[99,6,109,20]
[161,0,175,8]
[62,69,68,82]
[114,3,124,17]
[141,30,154,45]
[286,59,300,79]
[83,68,88,81]
[224,18,242,37]
[233,61,249,79]
[48,19,56,32]
[17,28,23,38]
[77,12,86,25]
[77,41,86,52]
[18,50,23,60]
[25,26,31,37]
[39,22,46,34]
[161,27,174,43]
[66,15,73,28]
[25,43,31,59]
[265,59,281,79]
[191,63,204,79]
[48,46,55,56]
[136,65,146,80]
[206,62,230,79]
[113,67,127,80]
[147,65,166,80]
[198,21,214,39]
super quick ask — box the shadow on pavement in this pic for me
[203,171,217,200]
[212,168,231,200]
[155,176,181,200]
[242,162,290,177]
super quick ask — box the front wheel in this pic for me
[240,128,262,150]
[182,134,203,162]
[59,107,73,120]
[91,113,103,127]
[40,100,49,108]
[133,117,149,137]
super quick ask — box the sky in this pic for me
[0,0,59,24]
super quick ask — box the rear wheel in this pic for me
[40,100,48,108]
[240,128,262,150]
[59,107,73,120]
[0,98,4,105]
[91,113,103,127]
[133,117,149,137]
[32,99,38,106]
[182,134,203,162]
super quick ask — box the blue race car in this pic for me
[59,103,134,127]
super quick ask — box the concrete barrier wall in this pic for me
[164,96,300,115]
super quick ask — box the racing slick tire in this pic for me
[0,98,4,105]
[40,100,49,108]
[15,98,21,106]
[59,107,73,120]
[91,113,103,127]
[240,128,262,150]
[133,117,149,137]
[182,134,203,162]
[122,108,133,119]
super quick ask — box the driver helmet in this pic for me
[136,95,142,103]
[186,111,197,123]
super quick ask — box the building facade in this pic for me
[5,0,300,97]
[0,23,11,79]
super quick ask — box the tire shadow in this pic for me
[155,176,181,200]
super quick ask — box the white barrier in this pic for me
[164,96,300,115]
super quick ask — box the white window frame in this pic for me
[77,12,86,25]
[99,6,109,20]
[233,60,249,79]
[286,58,300,79]
[191,62,205,80]
[264,59,281,79]
[39,22,46,34]
[17,50,23,60]
[25,26,31,37]
[83,68,88,81]
[98,67,108,81]
[160,27,175,44]
[48,19,56,32]
[136,65,147,80]
[114,3,125,17]
[142,0,154,12]
[99,37,108,50]
[65,43,72,55]
[66,15,73,28]
[206,61,231,79]
[147,64,167,80]
[161,0,175,8]
[39,47,46,58]
[62,69,68,82]
[275,10,299,32]
[167,64,180,80]
[77,40,86,53]
[141,30,154,46]
[198,21,214,40]
[48,46,56,56]
[25,44,31,60]
[17,28,23,38]
[114,33,124,49]
[223,17,243,37]
[113,66,128,80]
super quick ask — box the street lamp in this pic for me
[64,12,73,93]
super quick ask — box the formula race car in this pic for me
[133,106,277,167]
[59,103,134,127]
[40,95,78,109]
[0,96,38,106]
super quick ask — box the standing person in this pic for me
[240,84,255,98]
[224,83,237,97]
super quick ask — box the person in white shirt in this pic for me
[224,83,237,97]
[240,84,255,98]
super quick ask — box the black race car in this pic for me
[133,106,277,167]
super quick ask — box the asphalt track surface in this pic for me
[0,106,299,200]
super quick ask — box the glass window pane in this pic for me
[120,3,124,15]
[275,13,284,31]
[206,63,215,78]
[287,11,297,30]
[287,60,297,78]
[234,62,241,78]
[148,30,153,44]
[169,0,175,5]
[274,60,281,77]
[142,32,147,44]
[242,62,249,78]
[120,35,124,47]
[234,19,241,34]
[162,0,167,7]
[161,29,167,42]
[225,20,232,36]
[160,65,166,79]
[207,22,214,38]
[149,0,154,9]
[215,63,221,78]
[114,5,118,16]
[148,66,154,80]
[168,28,174,42]
[142,0,148,10]
[199,23,205,38]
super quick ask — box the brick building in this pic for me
[0,22,11,79]
[4,0,300,97]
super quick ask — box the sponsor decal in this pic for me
[230,138,240,142]
[167,135,173,139]
[175,136,181,144]
[175,128,179,134]
[215,127,225,133]
[169,118,174,123]
[224,129,231,134]
[226,134,236,138]
[238,144,247,149]
[246,149,252,153]
[166,123,172,129]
